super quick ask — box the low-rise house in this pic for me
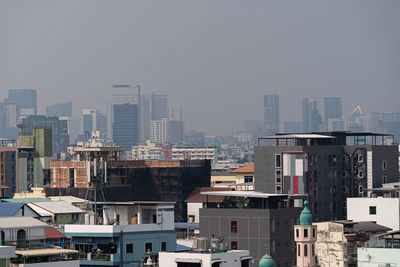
[47,196,86,210]
[210,172,236,188]
[0,203,38,218]
[0,216,79,266]
[64,203,176,266]
[229,163,254,190]
[27,201,82,225]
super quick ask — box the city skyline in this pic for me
[1,1,400,135]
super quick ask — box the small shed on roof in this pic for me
[29,201,83,214]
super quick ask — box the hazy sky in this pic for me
[1,1,399,135]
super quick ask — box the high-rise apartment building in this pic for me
[46,102,72,117]
[168,120,184,144]
[82,109,97,134]
[149,118,169,144]
[112,104,139,150]
[263,94,280,134]
[323,97,342,122]
[302,99,323,132]
[151,91,168,121]
[255,131,398,221]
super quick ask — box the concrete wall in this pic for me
[347,197,400,230]
[187,202,202,223]
[314,222,346,267]
[358,247,400,267]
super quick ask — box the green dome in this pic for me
[300,200,312,226]
[259,248,275,267]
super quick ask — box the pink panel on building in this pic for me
[293,176,299,194]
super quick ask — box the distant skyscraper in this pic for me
[168,120,184,144]
[151,91,168,121]
[46,102,72,117]
[0,102,5,137]
[149,118,168,144]
[323,97,342,122]
[263,94,279,133]
[112,104,139,150]
[21,115,69,156]
[6,89,37,116]
[302,99,323,132]
[107,85,139,140]
[139,90,150,142]
[83,109,97,134]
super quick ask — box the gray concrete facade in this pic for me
[200,206,302,266]
[254,132,399,221]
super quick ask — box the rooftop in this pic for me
[2,198,52,203]
[185,187,233,203]
[229,163,254,174]
[29,201,83,214]
[0,216,49,229]
[0,203,24,217]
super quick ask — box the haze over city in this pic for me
[1,0,399,135]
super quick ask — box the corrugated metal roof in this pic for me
[26,203,52,217]
[0,203,24,217]
[48,196,85,203]
[2,198,52,203]
[30,201,83,214]
[0,216,49,229]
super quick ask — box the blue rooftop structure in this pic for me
[0,203,24,217]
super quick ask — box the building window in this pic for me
[382,176,387,184]
[304,229,308,238]
[304,244,308,257]
[382,160,387,170]
[312,244,315,256]
[275,170,281,184]
[126,243,133,254]
[359,186,363,194]
[188,215,195,222]
[230,220,238,233]
[358,154,363,162]
[296,229,299,238]
[358,170,363,178]
[161,241,167,252]
[276,177,281,184]
[244,176,253,183]
[276,185,281,194]
[297,244,300,256]
[369,206,376,215]
[312,228,315,238]
[231,241,238,250]
[145,242,152,253]
[275,154,281,168]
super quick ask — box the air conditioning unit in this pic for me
[195,238,210,252]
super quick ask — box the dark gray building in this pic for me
[323,97,342,122]
[200,192,302,266]
[112,104,139,150]
[0,146,18,198]
[46,102,72,117]
[21,115,69,156]
[151,91,168,121]
[255,131,398,221]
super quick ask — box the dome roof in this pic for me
[300,200,312,226]
[259,248,275,267]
